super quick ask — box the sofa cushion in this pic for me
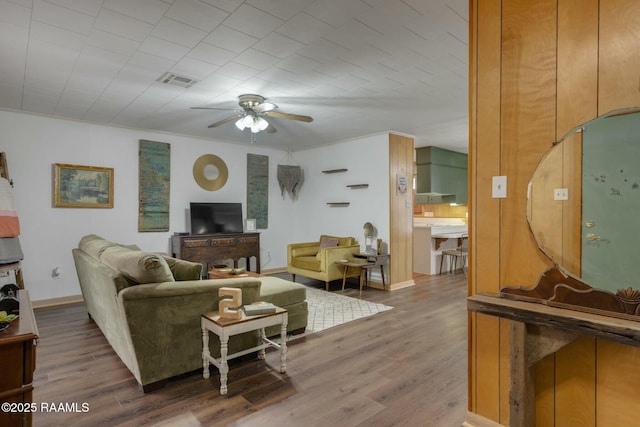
[79,234,117,260]
[258,277,307,308]
[101,246,175,285]
[291,255,321,272]
[162,256,203,281]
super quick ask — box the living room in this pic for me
[0,1,473,425]
[11,0,640,425]
[1,110,395,304]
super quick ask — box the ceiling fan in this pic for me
[191,94,313,134]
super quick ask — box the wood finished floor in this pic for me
[32,272,468,427]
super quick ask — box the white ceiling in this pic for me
[0,0,468,152]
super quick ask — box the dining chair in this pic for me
[439,233,468,276]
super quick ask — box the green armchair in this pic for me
[287,235,360,291]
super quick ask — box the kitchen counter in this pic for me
[414,222,467,275]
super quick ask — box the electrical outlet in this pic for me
[554,188,569,200]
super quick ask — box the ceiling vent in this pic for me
[156,72,199,88]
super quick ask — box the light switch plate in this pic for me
[554,188,569,200]
[492,176,507,198]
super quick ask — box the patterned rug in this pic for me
[302,286,393,335]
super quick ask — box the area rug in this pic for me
[302,287,393,335]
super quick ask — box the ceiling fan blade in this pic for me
[208,114,244,128]
[254,101,277,113]
[265,122,277,133]
[264,111,313,122]
[191,106,237,111]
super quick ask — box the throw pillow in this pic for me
[319,236,340,250]
[316,236,340,260]
[101,247,175,285]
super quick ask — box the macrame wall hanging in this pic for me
[277,149,303,199]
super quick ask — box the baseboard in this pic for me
[387,279,415,291]
[32,294,84,309]
[462,412,505,427]
[261,267,287,275]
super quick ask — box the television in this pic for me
[190,202,244,235]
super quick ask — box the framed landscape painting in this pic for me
[53,163,114,208]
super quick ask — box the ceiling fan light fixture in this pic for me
[252,117,269,133]
[235,115,255,130]
[194,93,312,137]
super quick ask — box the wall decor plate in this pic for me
[193,154,228,191]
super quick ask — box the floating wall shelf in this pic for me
[322,168,348,174]
[346,184,369,189]
[326,202,350,207]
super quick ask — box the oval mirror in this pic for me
[527,107,640,295]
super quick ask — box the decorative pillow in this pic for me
[101,247,174,285]
[319,236,339,250]
[316,236,340,260]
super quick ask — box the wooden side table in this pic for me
[201,307,288,395]
[0,290,38,427]
[354,253,390,289]
[338,260,374,296]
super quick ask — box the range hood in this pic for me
[415,192,455,204]
[415,147,468,205]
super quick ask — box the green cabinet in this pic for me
[415,147,468,204]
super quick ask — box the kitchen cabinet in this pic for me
[415,147,468,203]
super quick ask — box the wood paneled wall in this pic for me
[388,134,415,288]
[469,0,640,425]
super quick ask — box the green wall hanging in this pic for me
[138,140,170,232]
[247,154,268,229]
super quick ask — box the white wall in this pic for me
[292,134,390,252]
[0,110,392,302]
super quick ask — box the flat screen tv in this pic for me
[190,202,243,235]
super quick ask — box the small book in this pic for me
[244,302,277,316]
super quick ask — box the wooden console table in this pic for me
[172,233,260,275]
[468,294,640,427]
[0,290,38,427]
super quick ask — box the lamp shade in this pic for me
[251,117,269,133]
[235,115,269,133]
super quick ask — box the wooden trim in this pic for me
[463,411,506,427]
[261,267,287,275]
[32,294,84,309]
[384,279,415,291]
[388,133,414,286]
[468,294,640,348]
[508,321,535,427]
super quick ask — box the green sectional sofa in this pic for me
[72,234,307,392]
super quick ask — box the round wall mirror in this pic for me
[527,107,640,295]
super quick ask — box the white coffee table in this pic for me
[201,307,288,395]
